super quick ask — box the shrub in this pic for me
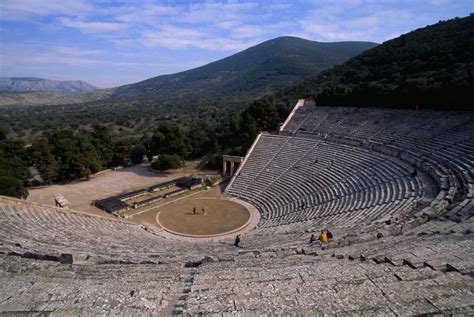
[0,176,28,199]
[151,154,183,171]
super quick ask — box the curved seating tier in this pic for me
[1,103,473,315]
[185,222,473,315]
[0,256,182,315]
[284,105,474,199]
[227,135,426,229]
[0,198,233,263]
[0,187,472,315]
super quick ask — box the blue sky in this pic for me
[0,0,472,88]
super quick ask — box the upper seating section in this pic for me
[281,103,474,198]
[227,134,426,228]
[227,102,474,231]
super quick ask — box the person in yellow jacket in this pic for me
[319,230,328,244]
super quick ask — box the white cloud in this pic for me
[300,20,375,41]
[142,25,254,51]
[189,1,258,13]
[1,1,294,51]
[232,25,265,39]
[430,0,451,5]
[53,46,107,57]
[298,3,420,42]
[142,25,203,48]
[182,1,257,25]
[58,17,126,33]
[265,3,293,11]
[115,3,178,23]
[0,0,92,20]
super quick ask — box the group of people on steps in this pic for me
[234,229,333,248]
[309,229,333,245]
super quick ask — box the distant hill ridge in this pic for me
[0,77,98,93]
[0,36,377,106]
[112,36,378,99]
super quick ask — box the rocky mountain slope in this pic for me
[0,77,98,93]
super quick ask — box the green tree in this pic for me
[245,98,279,130]
[205,152,223,170]
[28,138,58,183]
[0,138,30,198]
[91,125,114,167]
[111,140,133,167]
[47,130,102,180]
[75,136,102,178]
[147,124,188,159]
[151,154,183,171]
[0,176,28,199]
[186,128,211,159]
[130,143,146,164]
[0,139,30,180]
[239,111,258,148]
[147,129,165,160]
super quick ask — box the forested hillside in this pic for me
[275,15,474,110]
[112,37,377,99]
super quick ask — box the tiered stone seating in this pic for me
[285,105,474,199]
[0,196,472,314]
[1,206,471,315]
[230,104,473,228]
[1,101,473,314]
[0,255,182,315]
[184,224,473,315]
[229,135,288,194]
[0,198,234,264]
[227,134,425,229]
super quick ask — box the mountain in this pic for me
[0,37,377,135]
[0,77,98,93]
[0,90,113,107]
[275,15,474,110]
[112,36,378,100]
[0,37,376,108]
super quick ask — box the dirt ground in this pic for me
[130,185,226,223]
[27,162,217,219]
[156,197,249,236]
[26,164,256,238]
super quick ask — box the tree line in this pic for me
[274,15,474,110]
[0,98,289,199]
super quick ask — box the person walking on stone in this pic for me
[234,234,241,247]
[193,207,196,215]
[308,233,317,245]
[202,207,205,215]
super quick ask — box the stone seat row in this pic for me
[282,105,474,200]
[0,201,234,262]
[184,230,473,315]
[0,254,182,315]
[227,135,424,228]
